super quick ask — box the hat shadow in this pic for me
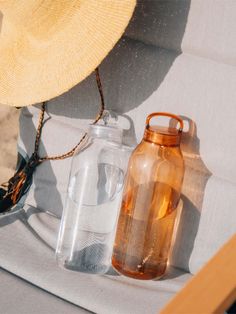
[19,1,192,216]
[45,0,192,121]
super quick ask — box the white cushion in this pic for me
[0,268,88,314]
[19,42,236,275]
[0,208,191,314]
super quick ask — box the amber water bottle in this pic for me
[112,112,185,280]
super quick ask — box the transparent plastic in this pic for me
[112,113,185,280]
[56,123,129,274]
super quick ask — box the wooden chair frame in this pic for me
[160,234,236,314]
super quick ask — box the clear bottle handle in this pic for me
[146,112,184,132]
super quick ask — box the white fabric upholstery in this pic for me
[19,42,236,275]
[126,0,236,64]
[0,207,191,314]
[0,268,89,314]
[1,0,236,313]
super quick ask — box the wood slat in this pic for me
[160,234,236,314]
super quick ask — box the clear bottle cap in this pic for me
[88,110,123,144]
[88,124,123,144]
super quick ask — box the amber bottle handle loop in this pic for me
[146,112,184,133]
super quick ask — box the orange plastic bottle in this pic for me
[112,113,185,280]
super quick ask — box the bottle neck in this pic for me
[143,127,181,147]
[88,125,123,144]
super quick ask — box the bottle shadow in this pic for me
[168,116,212,274]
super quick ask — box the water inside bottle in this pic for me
[112,182,179,280]
[61,162,124,274]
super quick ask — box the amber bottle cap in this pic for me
[144,112,184,146]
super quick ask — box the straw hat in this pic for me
[0,0,136,107]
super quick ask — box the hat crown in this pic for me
[0,0,136,107]
[0,0,74,28]
[0,0,39,23]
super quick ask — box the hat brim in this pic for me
[0,0,136,107]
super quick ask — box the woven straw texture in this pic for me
[0,0,136,107]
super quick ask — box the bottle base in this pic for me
[64,261,108,274]
[112,257,167,280]
[56,247,110,275]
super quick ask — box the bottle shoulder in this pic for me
[131,140,183,160]
[128,141,184,175]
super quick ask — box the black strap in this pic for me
[0,154,40,213]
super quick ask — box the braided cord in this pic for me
[34,67,105,162]
[34,101,46,155]
[93,67,105,125]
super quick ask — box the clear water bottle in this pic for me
[56,121,128,274]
